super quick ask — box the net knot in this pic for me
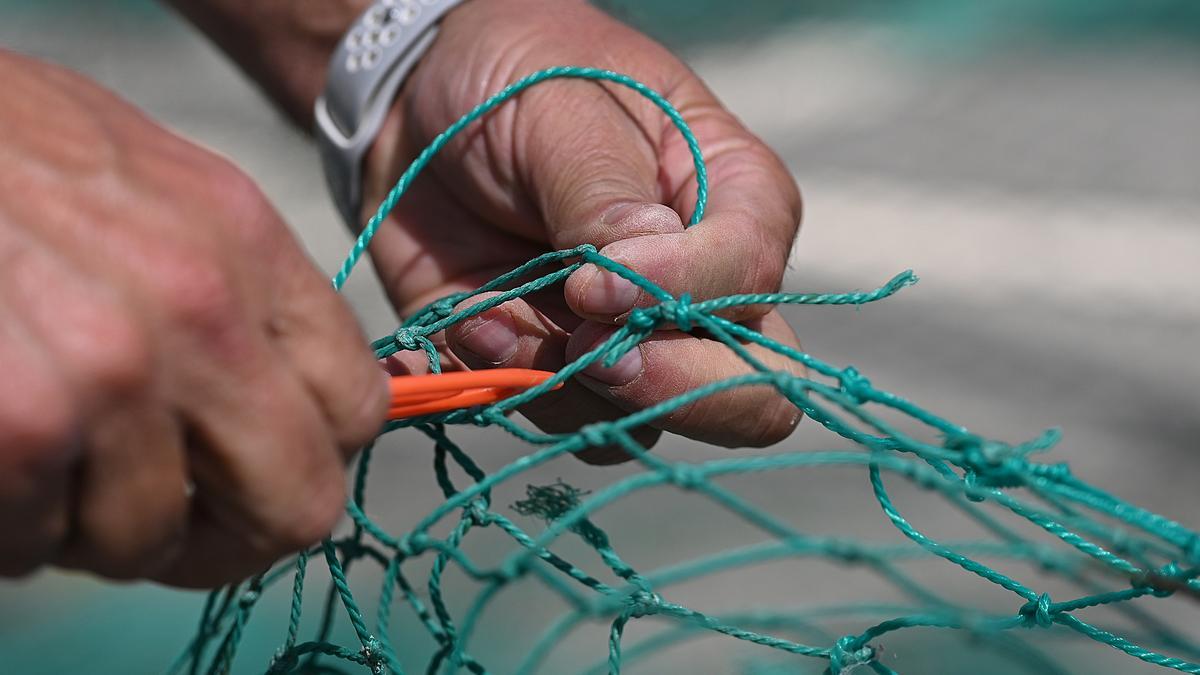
[661,294,694,331]
[668,464,705,489]
[580,424,611,448]
[469,410,496,427]
[624,590,662,618]
[1132,562,1185,598]
[361,637,386,674]
[838,367,872,404]
[431,299,455,318]
[1019,592,1055,628]
[393,326,422,348]
[771,371,805,400]
[393,327,422,351]
[1027,462,1072,482]
[829,635,875,673]
[396,534,423,558]
[954,435,1028,494]
[627,307,660,332]
[466,499,492,526]
[267,650,299,674]
[826,538,865,563]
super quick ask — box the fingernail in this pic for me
[456,314,518,364]
[584,345,643,386]
[579,265,640,316]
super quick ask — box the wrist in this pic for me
[319,0,480,228]
[356,0,484,226]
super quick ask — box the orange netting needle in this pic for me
[387,369,560,420]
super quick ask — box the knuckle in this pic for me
[197,155,256,209]
[77,312,152,396]
[210,163,281,246]
[269,476,345,554]
[76,503,188,581]
[338,368,388,453]
[293,318,387,454]
[0,383,78,467]
[185,152,282,249]
[154,252,242,339]
[250,441,345,552]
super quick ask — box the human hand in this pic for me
[361,0,805,461]
[0,52,387,586]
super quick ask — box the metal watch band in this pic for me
[315,0,467,228]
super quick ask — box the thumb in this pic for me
[514,76,697,319]
[517,77,681,251]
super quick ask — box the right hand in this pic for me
[0,51,388,587]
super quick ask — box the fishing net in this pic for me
[170,68,1200,675]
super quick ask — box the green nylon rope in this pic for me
[171,67,1200,675]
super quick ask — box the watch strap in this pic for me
[315,0,467,228]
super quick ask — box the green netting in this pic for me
[170,68,1200,675]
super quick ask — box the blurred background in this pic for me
[1,1,1197,673]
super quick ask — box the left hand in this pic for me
[360,0,806,462]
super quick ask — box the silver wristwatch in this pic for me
[315,0,468,228]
